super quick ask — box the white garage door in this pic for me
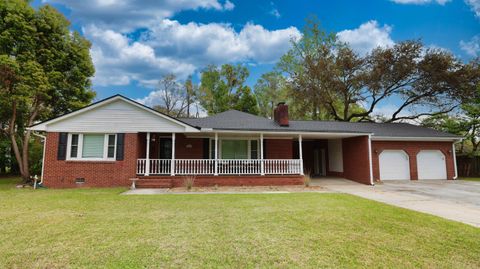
[379,150,410,180]
[417,150,447,180]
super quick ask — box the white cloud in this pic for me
[43,0,235,32]
[460,35,480,57]
[84,25,196,86]
[391,0,451,5]
[223,0,235,11]
[270,8,281,18]
[337,20,395,55]
[269,2,281,18]
[465,0,480,17]
[141,19,301,65]
[84,20,301,87]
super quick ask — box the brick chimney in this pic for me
[274,102,289,127]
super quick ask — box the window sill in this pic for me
[65,159,117,164]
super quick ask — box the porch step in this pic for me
[136,178,173,188]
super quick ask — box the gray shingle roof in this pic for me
[180,110,459,138]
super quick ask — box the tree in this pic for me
[277,18,339,120]
[235,86,259,115]
[278,17,477,122]
[355,42,476,122]
[199,64,258,115]
[152,74,188,117]
[184,75,197,118]
[0,1,95,182]
[423,81,480,156]
[254,71,289,118]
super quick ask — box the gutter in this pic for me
[31,132,46,186]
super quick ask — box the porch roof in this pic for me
[180,110,460,140]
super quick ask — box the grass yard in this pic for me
[459,177,480,182]
[0,178,479,268]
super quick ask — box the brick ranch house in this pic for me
[29,95,461,188]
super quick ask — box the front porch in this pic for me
[134,132,373,186]
[136,132,306,177]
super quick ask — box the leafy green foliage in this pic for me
[254,71,289,118]
[0,0,95,180]
[199,64,259,115]
[278,17,477,122]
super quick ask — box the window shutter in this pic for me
[57,133,68,160]
[116,133,125,161]
[263,139,267,159]
[203,138,210,159]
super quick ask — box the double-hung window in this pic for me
[68,134,116,160]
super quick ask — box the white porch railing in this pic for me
[136,159,302,176]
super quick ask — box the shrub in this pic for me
[183,176,196,190]
[304,170,312,187]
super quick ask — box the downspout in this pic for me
[31,132,46,185]
[452,139,461,180]
[368,134,374,186]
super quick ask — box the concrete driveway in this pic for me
[314,178,480,227]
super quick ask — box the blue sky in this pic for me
[33,0,479,112]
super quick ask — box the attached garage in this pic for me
[379,150,410,180]
[417,150,447,180]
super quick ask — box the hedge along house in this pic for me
[29,95,461,188]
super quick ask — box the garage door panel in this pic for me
[379,150,410,180]
[417,150,447,180]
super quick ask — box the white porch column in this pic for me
[214,132,219,176]
[299,134,304,175]
[145,132,150,176]
[170,133,176,176]
[260,133,264,175]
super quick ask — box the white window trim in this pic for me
[209,138,259,159]
[66,133,117,161]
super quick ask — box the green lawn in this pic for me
[459,177,480,182]
[0,178,479,268]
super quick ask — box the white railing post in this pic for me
[171,133,176,176]
[214,133,218,176]
[145,133,150,176]
[299,135,304,175]
[260,133,265,176]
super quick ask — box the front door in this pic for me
[159,138,172,159]
[313,149,326,177]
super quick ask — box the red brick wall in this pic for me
[138,175,304,187]
[265,139,293,159]
[342,136,372,185]
[371,141,455,181]
[43,132,138,188]
[175,134,204,159]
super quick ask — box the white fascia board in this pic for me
[200,129,373,137]
[371,136,461,142]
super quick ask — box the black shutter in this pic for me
[57,132,68,160]
[203,138,210,159]
[116,133,125,161]
[263,139,267,159]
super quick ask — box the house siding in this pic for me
[371,141,455,181]
[342,136,372,185]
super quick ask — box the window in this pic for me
[70,134,79,158]
[209,138,260,159]
[107,134,116,158]
[82,134,105,158]
[68,134,116,160]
